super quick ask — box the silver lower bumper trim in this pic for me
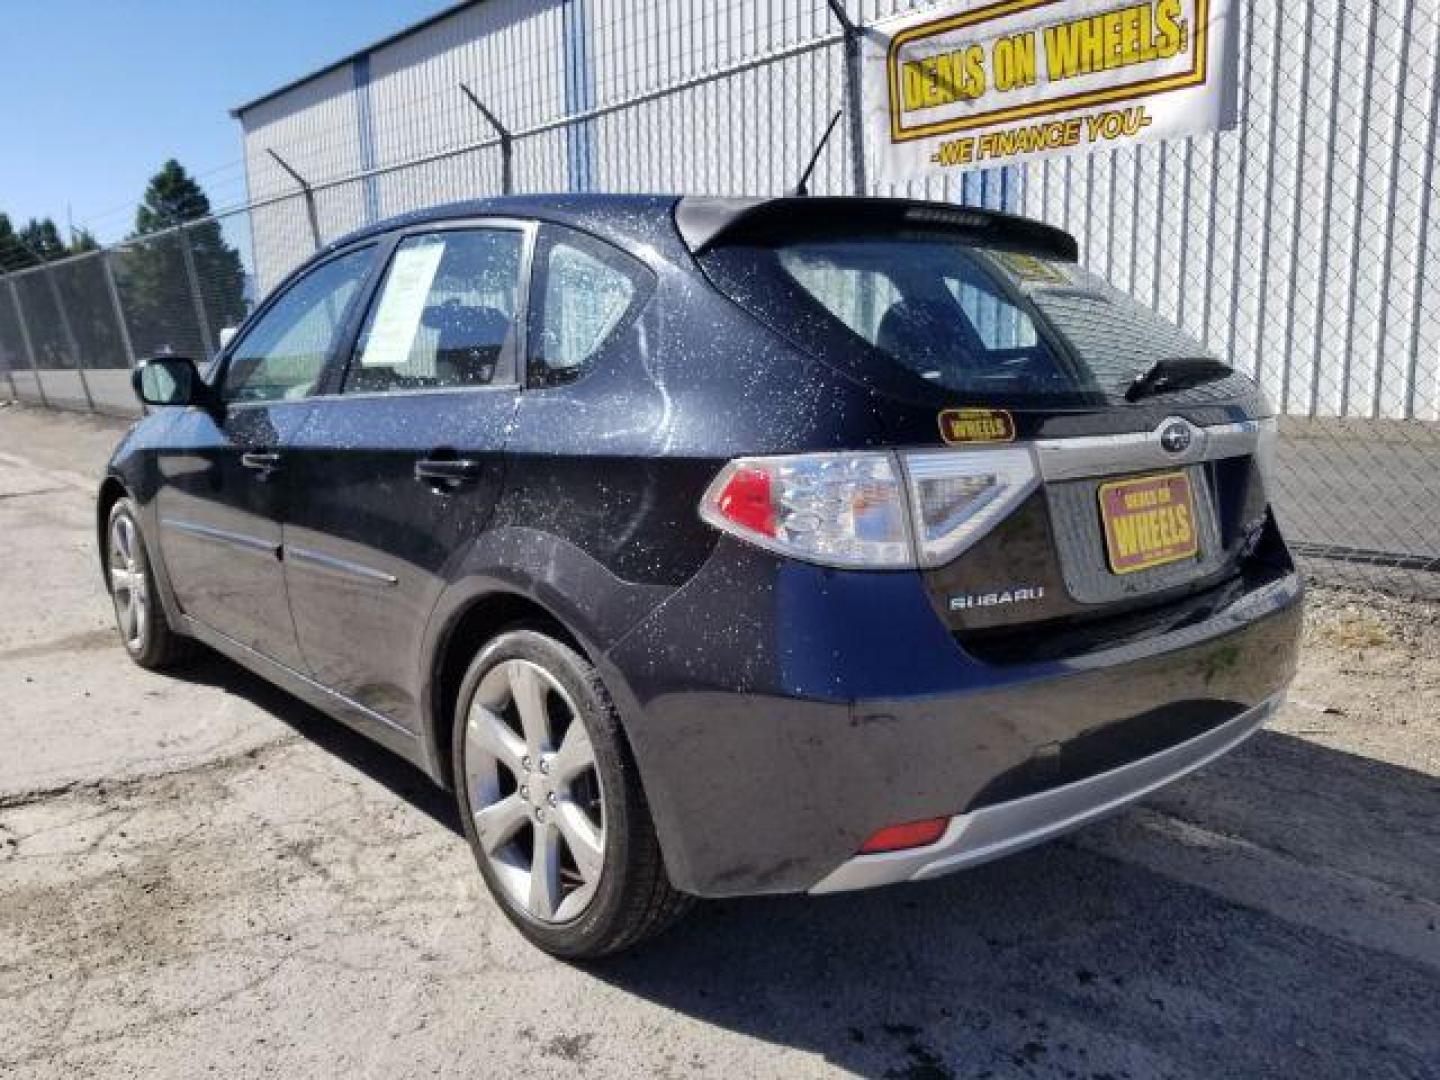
[809,693,1284,895]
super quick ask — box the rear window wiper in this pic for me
[1124,357,1232,402]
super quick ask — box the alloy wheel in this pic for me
[109,514,148,652]
[464,659,606,923]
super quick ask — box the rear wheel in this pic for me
[453,628,690,958]
[106,498,191,670]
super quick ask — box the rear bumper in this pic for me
[602,541,1303,898]
[810,692,1282,893]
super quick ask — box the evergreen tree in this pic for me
[120,160,247,358]
[0,213,37,273]
[18,218,67,261]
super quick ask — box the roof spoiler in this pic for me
[674,196,1080,262]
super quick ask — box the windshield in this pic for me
[701,231,1227,406]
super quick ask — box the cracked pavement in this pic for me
[1,401,1437,1079]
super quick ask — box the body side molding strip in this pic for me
[285,545,398,586]
[161,517,279,558]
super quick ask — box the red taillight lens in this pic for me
[714,465,777,537]
[699,452,911,568]
[699,448,1039,570]
[859,817,949,854]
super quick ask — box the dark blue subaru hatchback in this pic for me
[101,195,1301,957]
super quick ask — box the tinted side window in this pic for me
[528,229,647,387]
[346,229,524,394]
[223,247,373,404]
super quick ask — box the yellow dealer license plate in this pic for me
[1098,472,1199,575]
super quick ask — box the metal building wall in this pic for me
[365,1,572,217]
[1019,0,1440,421]
[234,0,1437,419]
[240,64,368,291]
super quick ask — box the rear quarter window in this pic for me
[526,227,652,387]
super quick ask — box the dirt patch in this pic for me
[1283,585,1440,776]
[0,629,117,664]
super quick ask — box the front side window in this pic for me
[346,228,524,394]
[223,247,373,403]
[528,229,647,386]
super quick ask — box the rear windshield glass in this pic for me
[701,232,1220,405]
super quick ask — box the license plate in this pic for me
[1098,472,1199,574]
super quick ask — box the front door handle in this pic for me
[241,451,282,472]
[415,458,485,484]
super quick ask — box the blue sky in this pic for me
[1,0,450,243]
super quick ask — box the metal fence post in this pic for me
[101,249,139,368]
[177,224,217,360]
[460,83,514,194]
[44,267,96,412]
[8,278,48,409]
[267,148,323,252]
[826,0,868,196]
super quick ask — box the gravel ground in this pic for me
[1,401,1436,1080]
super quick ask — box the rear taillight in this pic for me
[699,448,1039,569]
[902,446,1038,567]
[700,452,910,568]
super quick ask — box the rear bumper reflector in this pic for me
[858,817,950,854]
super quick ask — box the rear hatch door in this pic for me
[689,198,1276,641]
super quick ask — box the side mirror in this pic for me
[132,355,210,410]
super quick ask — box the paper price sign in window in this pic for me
[359,240,445,367]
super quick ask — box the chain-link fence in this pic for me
[1,0,1436,598]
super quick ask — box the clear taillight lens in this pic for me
[700,447,1039,570]
[700,452,911,568]
[900,446,1039,567]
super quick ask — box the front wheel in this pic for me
[106,498,192,670]
[453,628,691,959]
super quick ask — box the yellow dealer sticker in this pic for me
[989,250,1072,286]
[939,408,1017,445]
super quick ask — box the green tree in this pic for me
[119,160,247,358]
[19,218,67,261]
[0,213,37,273]
[1,215,98,272]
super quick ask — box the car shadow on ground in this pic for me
[178,649,463,835]
[177,650,1440,1079]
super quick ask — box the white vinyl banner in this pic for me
[864,0,1240,185]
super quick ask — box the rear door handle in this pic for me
[415,458,485,484]
[241,451,282,472]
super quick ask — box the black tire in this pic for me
[452,628,692,959]
[105,498,193,670]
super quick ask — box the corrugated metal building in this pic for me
[234,0,1438,420]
